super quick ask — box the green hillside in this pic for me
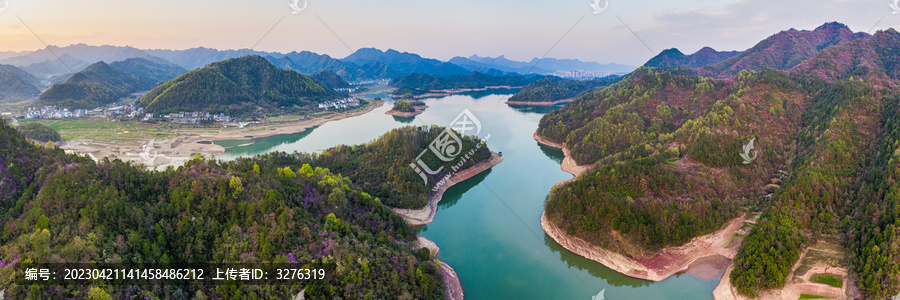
[138,55,338,114]
[0,118,455,299]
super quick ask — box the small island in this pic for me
[385,100,428,117]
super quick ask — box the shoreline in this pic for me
[505,98,573,106]
[392,152,503,226]
[402,152,503,300]
[385,104,428,117]
[415,236,464,300]
[534,130,745,283]
[60,100,386,169]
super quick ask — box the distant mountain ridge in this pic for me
[0,64,42,101]
[643,47,740,68]
[450,54,635,75]
[38,61,145,109]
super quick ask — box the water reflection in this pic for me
[538,142,564,164]
[507,104,562,115]
[543,234,652,288]
[437,169,491,209]
[391,115,415,124]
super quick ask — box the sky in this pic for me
[0,0,898,66]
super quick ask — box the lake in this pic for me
[214,92,720,299]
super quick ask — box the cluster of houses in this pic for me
[318,97,361,111]
[23,104,233,125]
[158,111,232,124]
[550,70,623,79]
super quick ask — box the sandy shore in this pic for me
[60,100,385,169]
[542,212,747,282]
[535,130,747,283]
[415,236,464,300]
[505,98,574,106]
[392,152,504,226]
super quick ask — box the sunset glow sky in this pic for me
[0,0,896,65]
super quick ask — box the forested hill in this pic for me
[38,61,146,109]
[259,126,492,209]
[0,64,41,101]
[506,76,620,103]
[138,55,339,114]
[108,57,187,86]
[311,69,351,89]
[0,118,451,299]
[538,26,900,298]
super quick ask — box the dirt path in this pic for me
[713,243,849,300]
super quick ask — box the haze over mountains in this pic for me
[0,44,636,81]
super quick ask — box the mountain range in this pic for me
[0,44,634,82]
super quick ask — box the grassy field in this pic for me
[798,294,827,299]
[793,243,846,281]
[18,119,222,142]
[809,273,842,288]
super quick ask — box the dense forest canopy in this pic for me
[538,27,900,298]
[138,55,341,115]
[0,119,466,299]
[15,123,62,143]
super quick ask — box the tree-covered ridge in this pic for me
[543,68,806,255]
[16,122,62,143]
[539,25,900,296]
[108,57,187,87]
[0,64,41,101]
[730,80,884,296]
[0,118,446,299]
[507,76,620,103]
[390,71,543,96]
[643,47,740,69]
[699,22,867,78]
[311,69,351,89]
[258,126,492,209]
[37,61,145,109]
[138,55,340,115]
[790,28,900,83]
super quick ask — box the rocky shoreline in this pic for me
[534,130,745,285]
[392,152,503,226]
[394,152,503,300]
